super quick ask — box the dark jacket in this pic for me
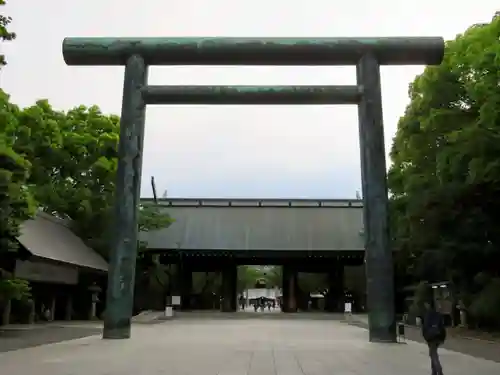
[421,310,446,343]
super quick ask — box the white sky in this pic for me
[1,1,497,199]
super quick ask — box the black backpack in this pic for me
[423,311,446,342]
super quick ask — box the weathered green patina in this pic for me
[102,54,147,340]
[62,37,444,66]
[356,52,395,342]
[62,35,444,341]
[142,85,362,105]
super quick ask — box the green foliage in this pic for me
[0,8,171,307]
[0,88,172,304]
[0,141,36,252]
[2,97,173,258]
[389,15,500,326]
[10,102,121,255]
[0,270,31,301]
[139,204,173,234]
[0,4,28,304]
[0,0,16,66]
[0,91,37,301]
[237,266,264,292]
[236,266,283,293]
[469,278,500,328]
[264,266,282,288]
[408,282,431,319]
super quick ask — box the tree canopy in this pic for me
[0,88,173,303]
[0,0,15,66]
[2,92,173,257]
[388,14,500,327]
[0,94,34,301]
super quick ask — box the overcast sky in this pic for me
[1,1,497,199]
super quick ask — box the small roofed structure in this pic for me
[1,212,108,325]
[16,211,107,272]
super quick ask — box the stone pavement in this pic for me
[0,318,499,375]
[0,323,102,353]
[349,314,500,363]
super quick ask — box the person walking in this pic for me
[421,300,446,375]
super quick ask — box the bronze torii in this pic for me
[62,36,444,342]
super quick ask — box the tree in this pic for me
[264,266,282,288]
[0,7,32,304]
[7,101,172,257]
[135,204,175,305]
[0,92,172,310]
[0,0,16,66]
[388,15,500,327]
[0,90,34,302]
[237,266,264,293]
[11,102,119,254]
[0,4,170,309]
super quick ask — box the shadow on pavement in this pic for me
[348,319,500,363]
[0,324,102,353]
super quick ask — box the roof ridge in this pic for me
[36,210,72,229]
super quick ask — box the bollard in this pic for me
[164,305,174,319]
[397,322,406,343]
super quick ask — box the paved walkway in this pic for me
[348,314,500,363]
[0,323,102,353]
[0,318,499,375]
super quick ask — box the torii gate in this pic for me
[62,36,444,341]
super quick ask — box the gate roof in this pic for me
[141,198,364,252]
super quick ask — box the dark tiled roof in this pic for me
[17,212,108,271]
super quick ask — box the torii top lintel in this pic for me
[62,37,444,67]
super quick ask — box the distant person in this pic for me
[421,301,446,375]
[239,296,246,310]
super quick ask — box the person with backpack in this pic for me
[421,300,446,375]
